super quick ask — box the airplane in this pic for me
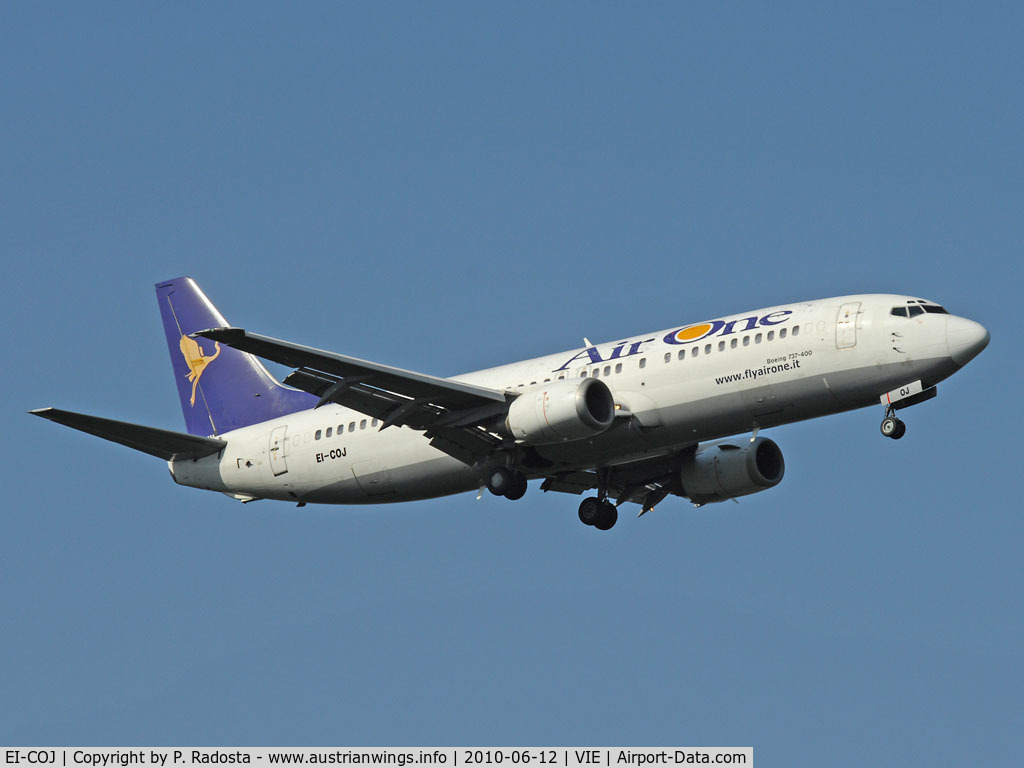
[31,277,989,531]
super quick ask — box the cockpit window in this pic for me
[907,305,924,317]
[923,305,948,314]
[890,306,908,318]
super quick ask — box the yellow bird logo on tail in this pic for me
[179,335,222,406]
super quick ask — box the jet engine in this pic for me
[679,436,785,505]
[505,378,615,445]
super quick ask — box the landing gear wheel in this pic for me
[504,472,528,501]
[593,501,618,531]
[881,416,906,439]
[578,496,602,526]
[487,467,513,496]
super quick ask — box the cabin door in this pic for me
[836,302,862,349]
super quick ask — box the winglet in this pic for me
[191,326,247,343]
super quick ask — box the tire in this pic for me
[578,496,602,526]
[487,467,513,496]
[504,472,528,501]
[593,501,618,531]
[881,417,899,438]
[892,419,906,439]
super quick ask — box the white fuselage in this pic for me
[169,294,980,504]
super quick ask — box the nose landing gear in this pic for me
[880,405,906,440]
[877,382,938,440]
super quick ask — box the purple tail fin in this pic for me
[156,277,316,436]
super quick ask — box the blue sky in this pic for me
[2,3,1021,764]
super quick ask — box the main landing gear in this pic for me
[578,496,618,531]
[486,465,619,530]
[880,405,907,440]
[577,467,618,531]
[486,466,528,501]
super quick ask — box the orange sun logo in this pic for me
[674,323,716,343]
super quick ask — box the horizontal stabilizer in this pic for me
[29,408,226,461]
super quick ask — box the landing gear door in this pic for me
[836,302,862,349]
[269,425,288,477]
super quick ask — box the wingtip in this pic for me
[191,326,244,341]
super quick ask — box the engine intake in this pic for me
[679,436,785,505]
[505,378,615,445]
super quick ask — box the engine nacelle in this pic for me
[679,436,785,505]
[505,378,615,445]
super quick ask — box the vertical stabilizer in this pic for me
[156,277,315,435]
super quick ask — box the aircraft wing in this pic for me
[195,327,511,465]
[30,408,226,461]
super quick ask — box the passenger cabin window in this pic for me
[678,350,685,360]
[372,418,379,427]
[592,368,600,378]
[615,363,622,373]
[360,419,367,430]
[326,427,332,438]
[704,343,711,354]
[718,340,726,351]
[691,347,698,358]
[315,429,322,440]
[603,366,611,376]
[755,333,762,344]
[779,328,787,339]
[767,331,774,341]
[338,424,344,434]
[792,325,800,337]
[349,422,356,432]
[664,353,671,363]
[743,336,750,346]
[639,358,647,369]
[731,338,738,348]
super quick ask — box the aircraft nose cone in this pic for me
[946,316,990,367]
